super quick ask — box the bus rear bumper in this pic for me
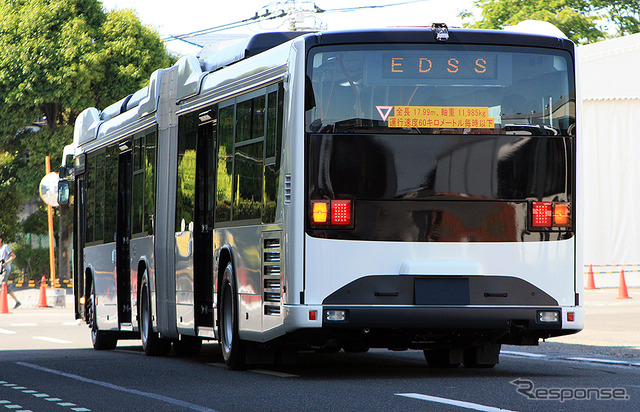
[283,304,583,348]
[321,305,583,334]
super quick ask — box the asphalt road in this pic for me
[0,288,638,411]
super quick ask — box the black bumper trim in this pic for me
[322,306,564,330]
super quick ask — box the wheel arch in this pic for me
[84,265,96,320]
[216,246,235,297]
[136,257,151,330]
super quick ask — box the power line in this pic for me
[164,0,430,41]
[316,0,428,14]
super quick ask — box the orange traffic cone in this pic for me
[1,282,10,314]
[37,276,49,307]
[616,270,631,299]
[585,264,596,290]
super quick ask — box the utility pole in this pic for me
[280,0,327,31]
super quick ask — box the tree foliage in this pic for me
[463,0,640,44]
[0,0,172,238]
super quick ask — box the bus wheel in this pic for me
[218,261,246,370]
[174,335,202,357]
[463,344,500,368]
[423,347,461,368]
[89,282,117,350]
[140,276,171,356]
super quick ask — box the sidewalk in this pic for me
[7,287,74,311]
[553,287,640,349]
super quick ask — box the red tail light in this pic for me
[330,200,351,225]
[531,202,571,229]
[310,199,352,227]
[532,202,552,227]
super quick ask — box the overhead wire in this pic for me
[163,0,429,41]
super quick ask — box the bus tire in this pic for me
[463,344,500,368]
[174,335,202,357]
[89,282,117,350]
[218,261,246,370]
[423,347,461,368]
[139,275,171,356]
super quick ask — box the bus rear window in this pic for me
[305,45,575,136]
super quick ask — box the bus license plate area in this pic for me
[414,278,470,305]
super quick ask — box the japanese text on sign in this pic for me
[386,106,495,129]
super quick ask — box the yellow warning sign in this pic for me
[387,106,494,129]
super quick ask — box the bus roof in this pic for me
[71,24,573,154]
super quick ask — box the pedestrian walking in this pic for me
[0,236,21,309]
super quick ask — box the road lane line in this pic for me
[249,369,299,378]
[502,350,640,368]
[501,350,546,358]
[0,328,17,335]
[566,357,640,367]
[16,362,218,412]
[396,393,516,412]
[33,336,73,344]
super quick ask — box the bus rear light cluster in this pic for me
[310,199,352,226]
[531,202,571,229]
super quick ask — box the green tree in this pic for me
[0,151,21,239]
[0,0,171,238]
[592,0,640,35]
[463,0,640,44]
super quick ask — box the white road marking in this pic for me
[33,336,73,344]
[396,393,516,412]
[501,350,546,358]
[249,369,299,378]
[0,380,85,411]
[17,362,218,412]
[567,357,640,367]
[0,328,17,335]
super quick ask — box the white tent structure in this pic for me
[579,33,640,287]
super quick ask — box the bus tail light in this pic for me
[531,202,571,229]
[310,200,352,227]
[311,200,330,224]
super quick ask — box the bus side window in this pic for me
[216,104,234,223]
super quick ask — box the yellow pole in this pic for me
[45,156,56,285]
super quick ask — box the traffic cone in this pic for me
[1,282,10,314]
[585,264,596,290]
[37,276,49,307]
[616,270,631,299]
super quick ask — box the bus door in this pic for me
[74,173,86,320]
[194,110,216,332]
[116,146,132,325]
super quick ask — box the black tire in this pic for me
[423,348,461,368]
[463,344,500,368]
[342,344,370,353]
[174,335,202,357]
[139,275,171,356]
[89,282,118,350]
[218,261,245,370]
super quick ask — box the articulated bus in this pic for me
[58,23,582,369]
